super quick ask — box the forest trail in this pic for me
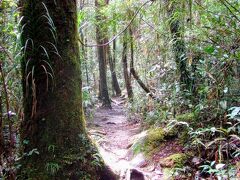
[88,98,163,180]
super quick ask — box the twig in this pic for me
[222,0,240,14]
[218,0,240,22]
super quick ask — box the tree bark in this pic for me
[80,31,90,87]
[95,0,111,108]
[19,1,116,179]
[108,41,121,96]
[167,1,191,91]
[129,28,155,99]
[122,31,133,101]
[0,93,3,167]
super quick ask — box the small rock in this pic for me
[143,164,155,172]
[127,142,133,149]
[106,122,116,125]
[129,169,145,180]
[101,117,108,121]
[130,153,147,168]
[155,170,163,175]
[192,157,201,165]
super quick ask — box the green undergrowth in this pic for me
[17,134,104,179]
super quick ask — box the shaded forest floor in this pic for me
[87,98,183,179]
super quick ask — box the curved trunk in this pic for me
[129,27,155,99]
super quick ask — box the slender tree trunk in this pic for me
[84,39,90,86]
[0,62,15,179]
[129,27,155,99]
[122,32,133,101]
[0,93,3,168]
[108,9,121,97]
[19,1,116,178]
[79,0,90,87]
[95,0,111,108]
[108,42,121,96]
[80,31,90,86]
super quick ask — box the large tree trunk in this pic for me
[95,0,111,108]
[19,1,116,179]
[167,1,191,91]
[122,32,133,101]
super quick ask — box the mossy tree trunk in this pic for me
[167,1,191,92]
[19,0,116,179]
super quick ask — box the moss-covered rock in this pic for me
[162,168,174,180]
[144,128,165,149]
[160,153,188,168]
[178,130,189,145]
[132,128,177,156]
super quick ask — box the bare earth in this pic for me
[87,98,163,180]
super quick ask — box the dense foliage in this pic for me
[0,0,239,179]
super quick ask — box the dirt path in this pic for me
[87,98,163,180]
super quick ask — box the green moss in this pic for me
[142,128,165,155]
[145,128,165,147]
[179,130,189,144]
[160,153,188,168]
[176,112,196,122]
[135,128,177,156]
[162,168,174,180]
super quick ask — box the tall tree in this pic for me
[108,10,121,97]
[107,41,121,96]
[0,93,3,170]
[19,0,116,178]
[167,1,191,91]
[122,31,133,101]
[129,25,155,99]
[95,0,111,108]
[79,1,90,87]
